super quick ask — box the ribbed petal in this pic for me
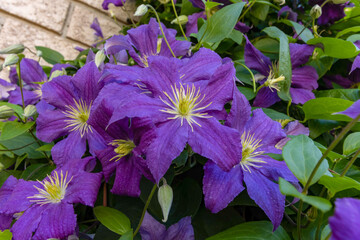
[41,75,77,109]
[329,198,360,240]
[147,120,188,182]
[203,161,244,213]
[278,6,297,22]
[335,99,360,119]
[289,87,315,104]
[32,203,76,240]
[20,58,47,85]
[104,35,131,55]
[140,212,166,240]
[0,176,18,207]
[0,214,12,230]
[159,27,191,58]
[102,0,124,10]
[188,117,241,171]
[252,86,280,108]
[91,17,104,38]
[87,128,107,156]
[257,155,298,182]
[244,35,272,76]
[292,66,318,90]
[9,87,40,106]
[36,109,68,142]
[11,205,43,240]
[243,170,285,230]
[186,12,206,36]
[96,147,118,181]
[165,216,195,240]
[52,131,87,166]
[225,89,251,132]
[289,44,314,68]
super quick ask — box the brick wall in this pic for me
[0,0,137,80]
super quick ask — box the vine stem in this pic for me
[16,61,25,110]
[133,184,157,237]
[341,148,360,177]
[146,5,176,58]
[296,113,360,239]
[234,61,256,92]
[170,0,188,40]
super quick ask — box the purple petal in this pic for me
[276,120,309,149]
[0,214,12,230]
[102,0,125,10]
[323,74,354,89]
[278,6,298,22]
[32,203,77,240]
[104,35,131,55]
[203,161,244,213]
[290,44,314,68]
[257,156,298,182]
[189,117,241,171]
[165,216,195,240]
[234,21,251,34]
[0,176,19,212]
[9,67,18,84]
[289,87,315,104]
[96,147,118,181]
[253,87,280,108]
[329,198,360,240]
[91,17,104,39]
[291,66,318,90]
[186,12,206,36]
[87,128,107,156]
[140,212,166,240]
[334,99,360,119]
[350,55,360,74]
[51,132,87,166]
[36,100,55,114]
[147,120,189,182]
[244,35,272,76]
[36,109,68,142]
[9,87,40,106]
[11,205,43,240]
[243,170,285,230]
[159,27,191,58]
[0,79,16,100]
[225,89,251,132]
[188,0,205,8]
[317,3,345,25]
[20,58,47,85]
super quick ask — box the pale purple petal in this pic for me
[334,99,360,119]
[350,55,360,74]
[9,87,40,106]
[165,216,195,240]
[91,17,104,38]
[291,66,318,90]
[290,44,314,68]
[203,161,244,213]
[20,58,47,85]
[244,35,272,76]
[140,212,166,240]
[186,12,206,36]
[11,205,43,240]
[289,87,315,104]
[104,35,131,55]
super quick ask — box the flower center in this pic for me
[109,139,136,161]
[28,171,72,205]
[239,131,266,173]
[63,99,93,137]
[159,83,212,131]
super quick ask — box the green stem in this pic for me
[133,184,157,237]
[234,61,256,92]
[170,0,188,41]
[297,200,304,240]
[239,0,256,21]
[0,141,36,151]
[146,5,176,58]
[341,148,360,177]
[286,100,292,117]
[16,62,25,110]
[320,0,331,7]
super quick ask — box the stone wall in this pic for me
[0,0,136,79]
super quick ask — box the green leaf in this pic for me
[198,2,246,43]
[119,229,133,240]
[279,178,332,212]
[315,89,360,101]
[263,27,292,101]
[308,57,334,79]
[228,29,243,45]
[36,143,54,152]
[238,87,255,101]
[281,20,314,43]
[206,221,290,240]
[303,97,354,122]
[0,229,12,240]
[0,156,15,171]
[173,150,188,167]
[252,108,290,120]
[15,153,27,170]
[35,46,64,65]
[0,102,24,120]
[0,121,35,141]
[250,2,269,21]
[307,37,359,59]
[253,37,279,53]
[0,132,43,159]
[205,1,223,10]
[283,135,329,186]
[314,142,344,162]
[343,132,360,155]
[319,174,360,198]
[336,26,360,38]
[21,163,55,180]
[94,206,131,235]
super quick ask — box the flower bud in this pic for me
[95,49,106,68]
[3,54,19,68]
[36,50,42,57]
[159,0,170,4]
[331,0,348,3]
[310,4,322,19]
[171,15,188,25]
[0,44,25,54]
[49,69,67,81]
[157,178,173,222]
[23,105,37,118]
[134,4,148,17]
[273,0,285,5]
[0,105,14,119]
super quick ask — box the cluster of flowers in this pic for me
[0,0,360,238]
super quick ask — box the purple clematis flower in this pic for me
[323,74,355,89]
[244,36,318,107]
[309,0,346,25]
[0,157,102,240]
[329,198,360,240]
[276,120,310,149]
[90,101,156,196]
[102,0,125,10]
[0,79,16,101]
[36,61,106,165]
[0,175,18,230]
[91,17,104,39]
[334,99,360,119]
[94,48,241,182]
[202,91,297,229]
[140,212,194,240]
[186,12,207,37]
[234,21,251,34]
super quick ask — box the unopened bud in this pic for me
[95,49,106,68]
[0,105,14,119]
[134,4,148,17]
[23,105,37,118]
[273,0,285,5]
[157,178,173,222]
[159,0,170,4]
[310,4,322,19]
[0,44,25,54]
[49,69,67,81]
[36,50,42,57]
[331,0,347,3]
[171,15,188,25]
[3,54,19,68]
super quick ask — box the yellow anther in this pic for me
[109,139,136,161]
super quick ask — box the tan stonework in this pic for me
[66,5,122,46]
